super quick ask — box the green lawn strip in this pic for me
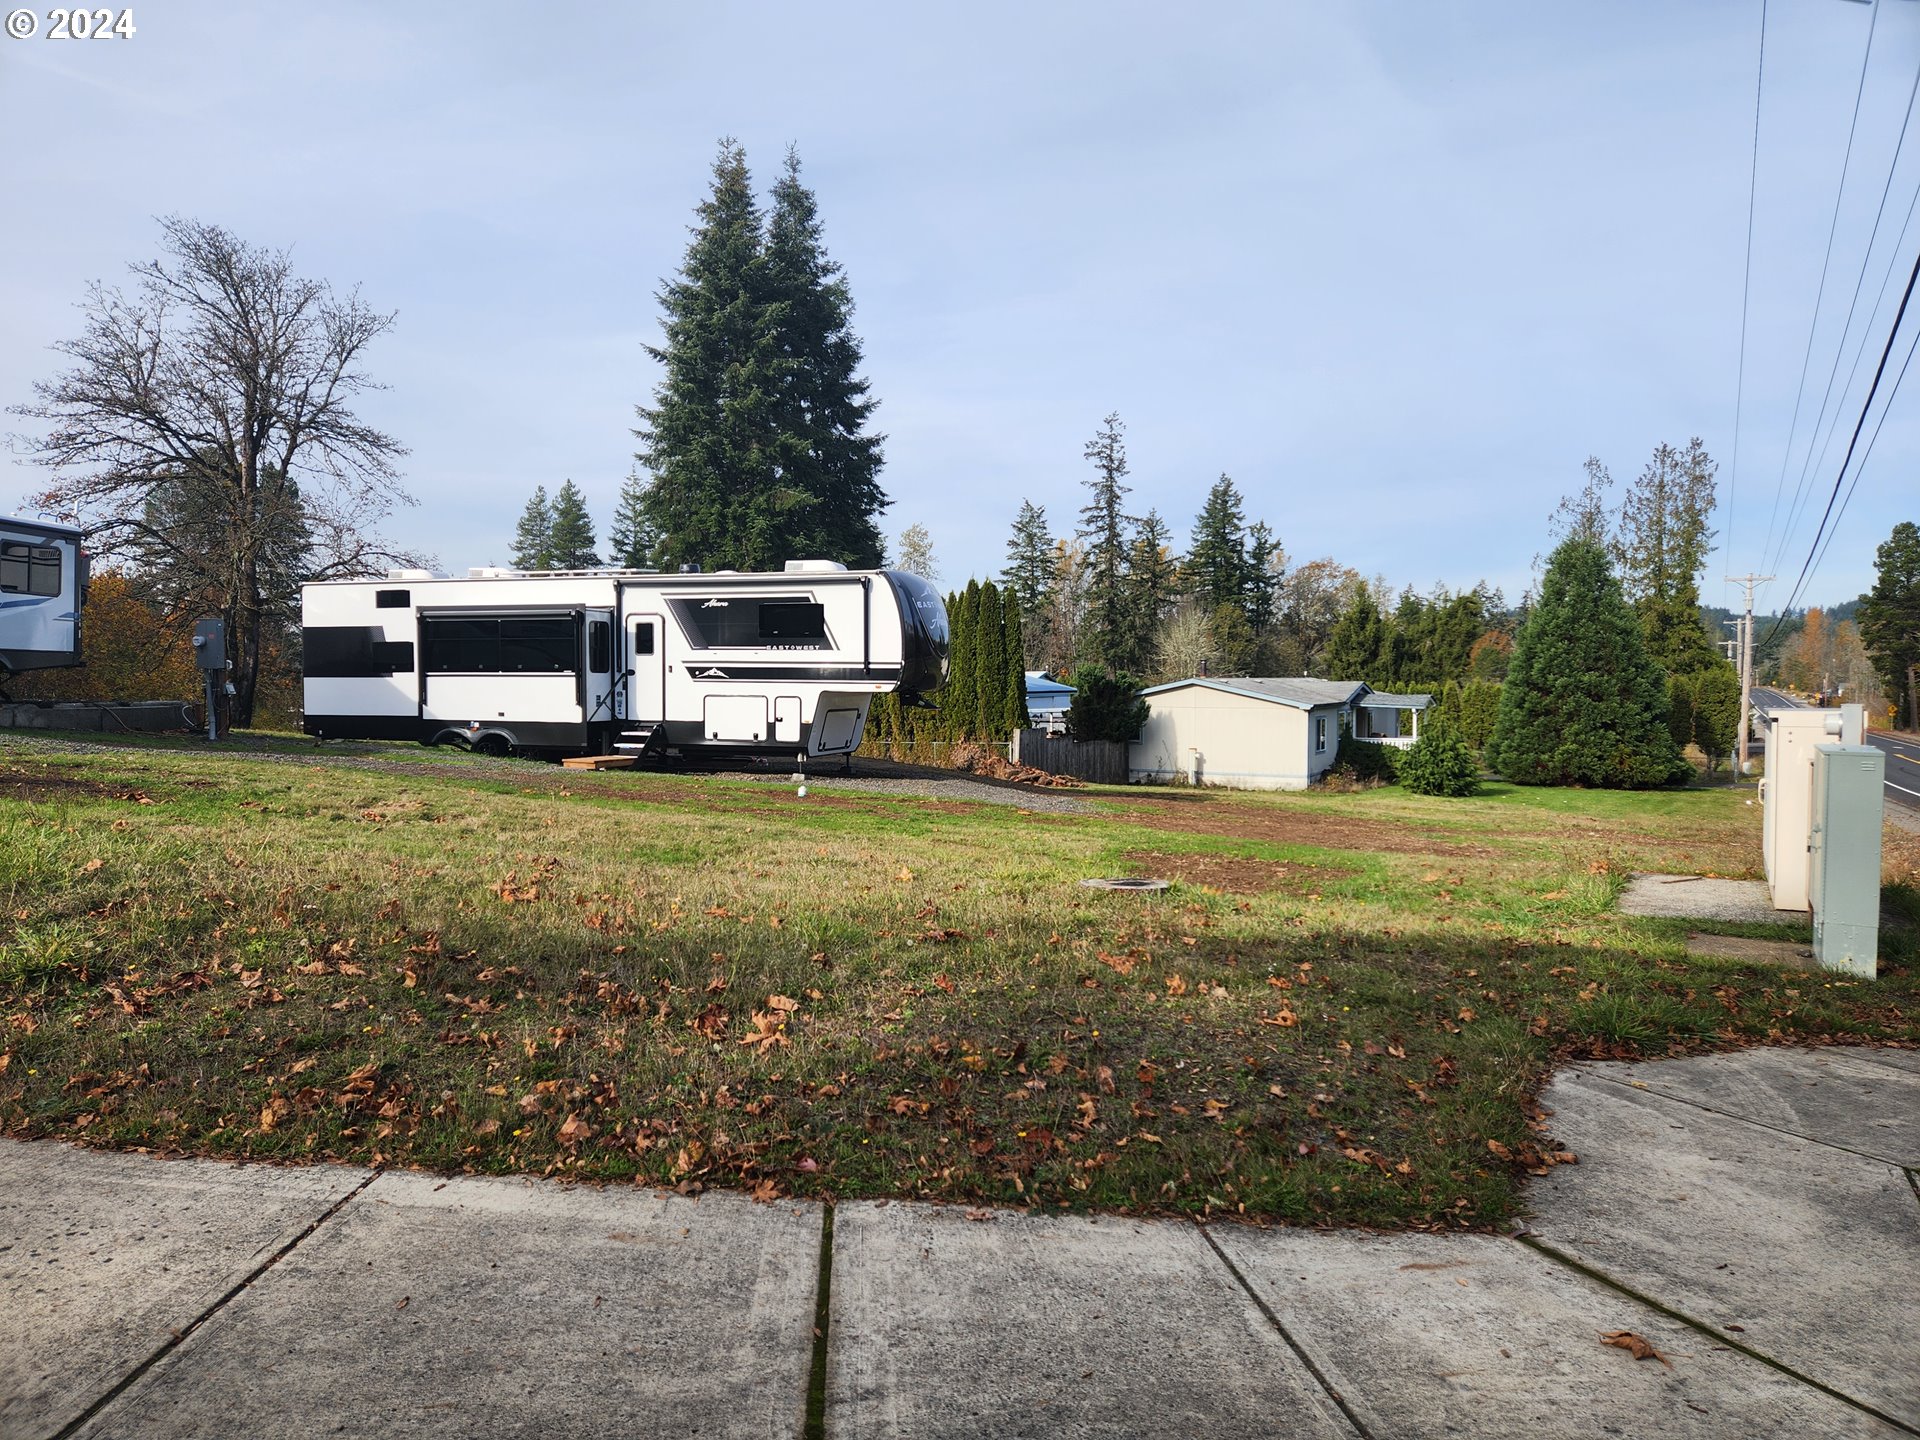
[2,749,1913,1229]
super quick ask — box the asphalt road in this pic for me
[1865,729,1920,814]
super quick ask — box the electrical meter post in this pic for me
[191,618,228,741]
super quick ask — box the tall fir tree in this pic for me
[763,147,888,567]
[1486,537,1690,788]
[511,485,553,569]
[607,474,658,567]
[1244,520,1281,633]
[1614,439,1720,674]
[547,480,600,568]
[1325,584,1390,683]
[1120,509,1178,676]
[1186,475,1249,616]
[1077,412,1134,672]
[974,579,1009,739]
[1858,519,1920,727]
[1001,585,1031,732]
[1002,500,1055,622]
[634,141,780,571]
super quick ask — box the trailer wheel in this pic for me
[472,733,512,758]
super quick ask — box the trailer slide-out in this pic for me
[300,560,949,760]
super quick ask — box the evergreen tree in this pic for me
[1692,664,1740,772]
[1325,585,1390,683]
[634,141,780,571]
[547,480,600,568]
[943,581,981,739]
[511,485,553,569]
[1615,439,1721,674]
[1002,500,1055,623]
[1002,586,1031,732]
[607,474,658,567]
[1486,537,1690,788]
[1120,509,1179,675]
[1397,715,1480,797]
[1077,412,1134,672]
[1666,672,1698,754]
[1206,604,1257,675]
[1858,520,1920,727]
[1064,664,1148,743]
[764,147,888,567]
[975,579,1009,739]
[1459,680,1503,753]
[1244,520,1281,633]
[1186,475,1249,616]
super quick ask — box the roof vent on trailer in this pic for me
[784,559,848,573]
[387,568,444,580]
[467,566,520,578]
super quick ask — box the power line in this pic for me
[1761,233,1920,651]
[1806,298,1920,587]
[1757,0,1879,578]
[1766,48,1920,581]
[1727,0,1769,587]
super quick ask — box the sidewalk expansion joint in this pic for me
[802,1202,835,1440]
[1576,1066,1915,1170]
[1198,1224,1374,1440]
[49,1167,381,1440]
[1514,1233,1920,1437]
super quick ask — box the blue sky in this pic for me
[3,1,1916,613]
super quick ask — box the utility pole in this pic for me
[1726,573,1772,778]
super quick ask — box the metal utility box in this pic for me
[191,618,227,671]
[1759,704,1863,913]
[1809,744,1885,979]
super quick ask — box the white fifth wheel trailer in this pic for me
[300,561,948,760]
[0,516,87,692]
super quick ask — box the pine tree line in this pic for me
[868,578,1028,750]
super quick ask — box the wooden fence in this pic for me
[1011,728,1130,784]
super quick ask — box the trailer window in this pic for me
[588,620,611,674]
[670,595,827,649]
[0,542,62,597]
[423,616,578,674]
[304,626,414,677]
[375,589,410,609]
[632,622,655,655]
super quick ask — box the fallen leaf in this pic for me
[1600,1331,1672,1368]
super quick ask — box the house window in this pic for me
[1316,714,1328,753]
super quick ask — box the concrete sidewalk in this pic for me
[4,1048,1917,1439]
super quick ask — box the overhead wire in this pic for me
[1726,0,1769,590]
[1756,0,1880,584]
[1769,44,1920,581]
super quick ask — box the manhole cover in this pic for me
[1078,877,1171,892]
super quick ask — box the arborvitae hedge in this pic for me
[1486,538,1690,788]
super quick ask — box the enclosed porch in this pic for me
[1350,690,1432,749]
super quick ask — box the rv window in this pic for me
[759,602,827,641]
[424,618,499,673]
[632,622,655,655]
[0,542,61,598]
[499,617,576,672]
[588,620,611,674]
[375,589,410,609]
[305,626,412,677]
[670,595,826,649]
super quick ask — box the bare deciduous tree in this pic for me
[10,217,415,724]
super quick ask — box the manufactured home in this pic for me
[301,561,948,761]
[0,516,87,689]
[1131,678,1431,790]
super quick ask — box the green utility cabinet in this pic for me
[1809,744,1885,979]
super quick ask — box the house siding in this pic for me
[1131,685,1345,791]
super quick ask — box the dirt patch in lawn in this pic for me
[1114,798,1493,858]
[1122,849,1356,895]
[0,764,137,804]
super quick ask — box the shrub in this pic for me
[1397,724,1480,797]
[1332,734,1399,783]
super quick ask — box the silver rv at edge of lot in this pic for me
[0,516,87,688]
[299,560,949,760]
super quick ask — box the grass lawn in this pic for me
[2,737,1914,1229]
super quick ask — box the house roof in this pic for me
[1024,671,1076,698]
[1139,677,1370,710]
[1357,690,1433,710]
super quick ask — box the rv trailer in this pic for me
[300,561,948,760]
[0,516,87,690]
